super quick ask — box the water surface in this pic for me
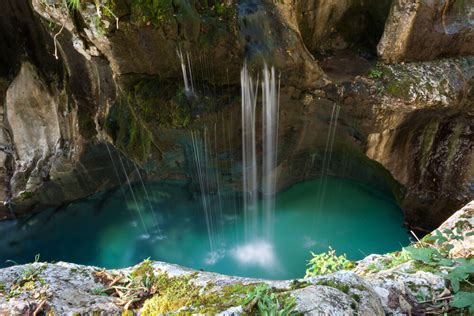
[0,177,410,279]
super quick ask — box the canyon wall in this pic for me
[0,0,472,232]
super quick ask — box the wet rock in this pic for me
[378,0,474,63]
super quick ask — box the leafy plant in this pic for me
[244,284,297,316]
[403,228,474,314]
[369,68,383,79]
[305,247,354,277]
[66,0,80,10]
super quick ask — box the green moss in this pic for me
[419,121,439,173]
[386,78,411,98]
[316,279,364,304]
[105,77,193,163]
[19,191,33,201]
[130,0,173,25]
[127,77,192,129]
[351,293,361,302]
[289,280,311,290]
[316,279,350,294]
[444,123,463,172]
[141,274,254,315]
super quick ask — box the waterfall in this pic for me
[190,128,226,252]
[261,65,279,239]
[317,103,341,210]
[241,63,279,241]
[241,64,259,240]
[177,48,195,96]
[116,150,149,236]
[133,162,163,238]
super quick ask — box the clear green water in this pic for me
[0,177,410,279]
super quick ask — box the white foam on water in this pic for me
[231,240,279,268]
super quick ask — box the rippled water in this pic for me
[0,177,410,279]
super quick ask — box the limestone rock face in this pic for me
[296,0,392,53]
[378,0,474,63]
[362,58,474,231]
[328,57,474,231]
[0,61,134,218]
[6,63,62,196]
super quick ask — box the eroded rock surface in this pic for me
[378,0,474,63]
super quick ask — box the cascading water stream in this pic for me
[261,65,279,239]
[177,48,195,97]
[190,128,227,255]
[241,63,279,241]
[133,162,163,238]
[116,150,149,236]
[316,103,341,211]
[241,64,259,241]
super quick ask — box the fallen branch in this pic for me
[32,299,47,316]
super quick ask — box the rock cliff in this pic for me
[0,0,472,233]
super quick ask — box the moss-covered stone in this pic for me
[140,274,256,315]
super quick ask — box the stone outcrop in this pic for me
[0,201,471,315]
[378,0,474,63]
[6,63,62,198]
[361,58,473,231]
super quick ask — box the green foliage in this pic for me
[244,284,297,316]
[90,287,108,296]
[66,0,80,10]
[315,279,350,294]
[402,228,474,314]
[130,0,173,25]
[451,292,474,314]
[368,64,384,79]
[305,247,354,277]
[129,78,192,129]
[94,259,263,314]
[19,191,33,201]
[106,92,155,163]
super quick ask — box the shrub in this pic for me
[305,247,354,277]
